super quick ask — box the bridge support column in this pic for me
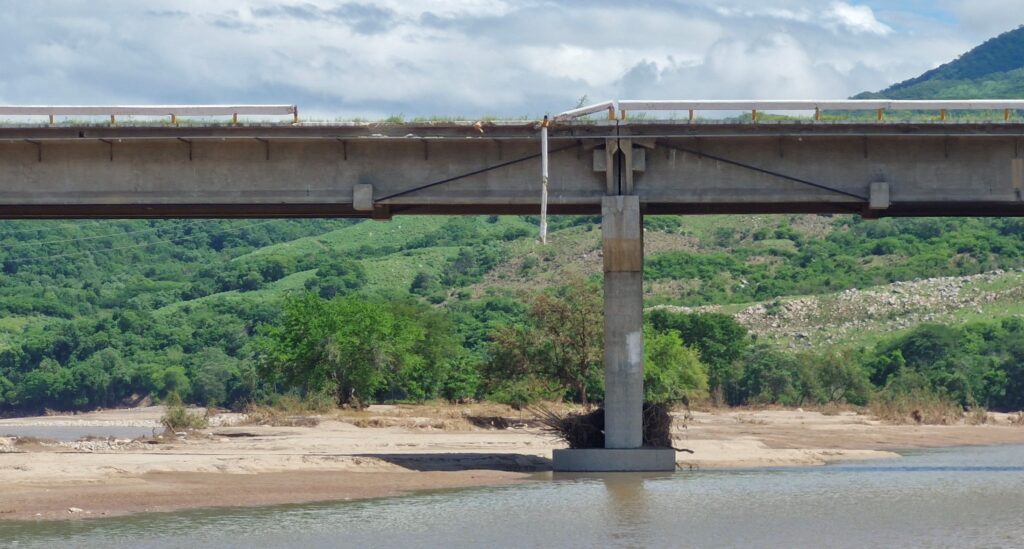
[552,194,675,472]
[601,195,644,449]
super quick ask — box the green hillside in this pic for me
[1,212,1023,412]
[856,26,1024,99]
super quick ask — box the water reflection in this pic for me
[603,474,654,547]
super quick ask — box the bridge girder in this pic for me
[0,121,1020,219]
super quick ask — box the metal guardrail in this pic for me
[0,105,299,124]
[558,100,1024,122]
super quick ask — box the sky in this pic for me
[0,0,1020,119]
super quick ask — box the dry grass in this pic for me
[1010,412,1024,426]
[162,393,209,432]
[327,401,555,431]
[870,390,963,425]
[11,436,53,446]
[966,407,990,426]
[807,402,865,416]
[269,394,335,414]
[243,401,322,428]
[243,399,555,431]
[734,414,770,425]
[336,401,551,431]
[347,416,472,430]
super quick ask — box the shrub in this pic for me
[966,407,989,425]
[487,377,560,409]
[161,392,209,431]
[644,329,708,404]
[870,373,962,425]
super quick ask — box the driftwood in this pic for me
[532,403,693,453]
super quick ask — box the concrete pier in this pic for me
[601,195,645,449]
[551,194,675,472]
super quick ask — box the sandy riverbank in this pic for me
[2,405,1023,520]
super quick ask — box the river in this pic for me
[0,426,159,442]
[2,444,1023,548]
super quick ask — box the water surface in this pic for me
[3,445,1024,548]
[0,425,158,442]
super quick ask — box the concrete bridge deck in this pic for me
[0,119,1021,218]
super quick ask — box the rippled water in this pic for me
[3,445,1024,548]
[0,426,158,442]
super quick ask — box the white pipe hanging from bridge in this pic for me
[540,116,550,244]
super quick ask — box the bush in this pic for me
[646,310,750,404]
[644,329,708,403]
[161,392,209,431]
[644,216,683,232]
[487,377,560,409]
[870,371,962,424]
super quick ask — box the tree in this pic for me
[17,358,73,410]
[740,344,800,405]
[259,293,424,407]
[643,328,708,404]
[815,350,871,405]
[0,374,15,408]
[304,259,367,299]
[647,310,750,404]
[189,348,240,407]
[161,366,191,399]
[487,278,603,404]
[380,300,463,401]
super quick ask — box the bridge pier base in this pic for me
[552,195,676,472]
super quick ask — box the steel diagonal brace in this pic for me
[376,143,581,202]
[657,141,869,203]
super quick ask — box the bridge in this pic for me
[2,100,1023,471]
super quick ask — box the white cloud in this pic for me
[0,1,1000,118]
[713,6,813,23]
[616,33,853,101]
[941,0,1023,36]
[823,2,892,35]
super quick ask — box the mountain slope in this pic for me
[856,25,1024,99]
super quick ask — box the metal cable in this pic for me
[659,141,869,202]
[376,143,580,202]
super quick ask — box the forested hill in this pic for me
[3,214,1024,414]
[856,25,1024,99]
